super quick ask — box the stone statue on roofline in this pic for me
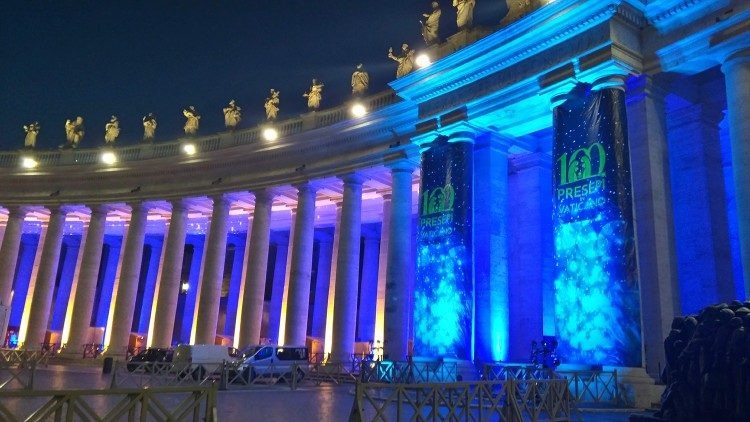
[64,116,85,148]
[223,99,242,129]
[303,79,324,110]
[351,64,369,96]
[453,0,476,29]
[183,106,200,135]
[421,2,441,46]
[142,113,157,141]
[264,89,280,121]
[23,122,40,148]
[104,115,120,144]
[388,44,415,78]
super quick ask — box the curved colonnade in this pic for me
[0,1,749,384]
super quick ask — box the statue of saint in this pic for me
[104,115,120,144]
[23,122,40,148]
[142,113,157,141]
[351,64,370,96]
[421,2,441,46]
[183,106,200,135]
[223,99,242,129]
[64,116,85,148]
[388,44,415,78]
[303,79,324,110]
[453,0,476,29]
[264,89,280,121]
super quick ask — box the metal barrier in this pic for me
[351,378,571,421]
[361,361,459,383]
[308,361,359,385]
[221,361,305,390]
[0,348,53,367]
[0,362,36,390]
[110,361,218,388]
[81,343,103,359]
[559,370,620,407]
[0,385,217,421]
[483,364,622,408]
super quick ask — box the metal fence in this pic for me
[351,378,571,422]
[0,385,217,421]
[361,361,458,384]
[0,348,54,367]
[0,362,36,390]
[482,364,622,408]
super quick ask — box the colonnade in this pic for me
[0,162,417,361]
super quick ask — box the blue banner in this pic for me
[414,137,473,360]
[552,86,642,367]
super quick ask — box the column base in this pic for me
[605,366,664,409]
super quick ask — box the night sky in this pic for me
[1,1,508,150]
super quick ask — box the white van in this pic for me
[240,345,309,381]
[173,344,240,378]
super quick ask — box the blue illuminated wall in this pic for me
[9,232,40,329]
[414,137,473,360]
[552,85,642,367]
[49,235,82,331]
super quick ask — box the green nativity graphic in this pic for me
[420,184,455,236]
[556,142,607,218]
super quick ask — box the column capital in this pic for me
[87,203,115,216]
[721,48,750,73]
[378,191,393,201]
[251,188,280,205]
[167,198,191,214]
[591,74,628,92]
[3,205,33,217]
[209,193,233,208]
[475,132,514,153]
[294,181,322,195]
[339,172,367,186]
[386,158,419,174]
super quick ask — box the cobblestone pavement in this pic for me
[1,364,643,421]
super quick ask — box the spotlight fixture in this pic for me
[21,156,38,169]
[181,282,190,293]
[350,103,367,118]
[101,151,117,165]
[415,53,432,68]
[182,143,197,155]
[262,127,279,141]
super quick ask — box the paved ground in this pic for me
[0,364,648,421]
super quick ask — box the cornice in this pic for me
[390,0,630,105]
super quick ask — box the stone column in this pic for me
[323,203,342,354]
[722,50,750,294]
[384,161,415,361]
[284,183,319,346]
[150,200,189,348]
[0,206,28,308]
[65,204,110,355]
[626,75,680,377]
[373,194,391,351]
[331,173,365,362]
[194,195,231,344]
[357,228,380,343]
[238,189,275,347]
[106,202,149,355]
[24,206,69,349]
[508,152,552,361]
